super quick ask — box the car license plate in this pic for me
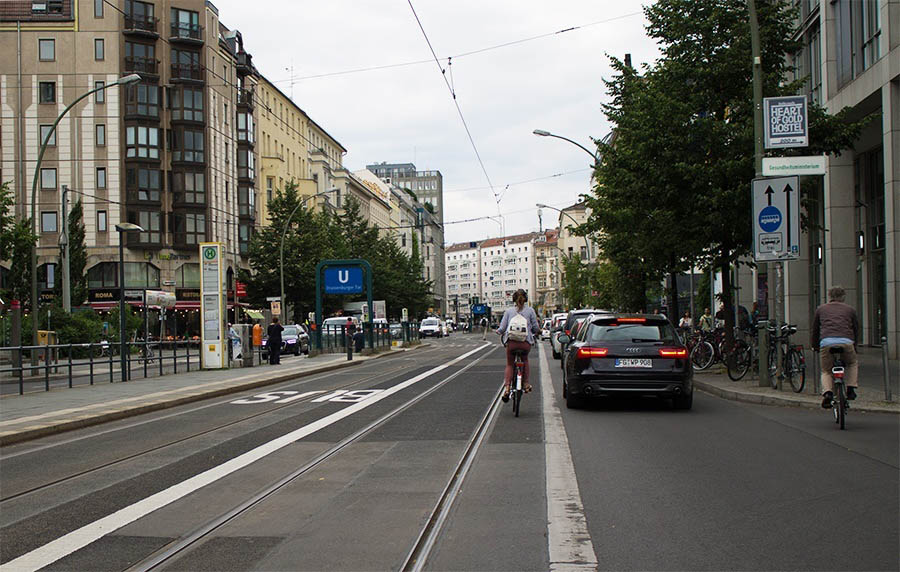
[615,358,652,368]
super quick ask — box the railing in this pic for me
[124,56,159,75]
[237,88,254,107]
[124,15,159,34]
[171,63,204,82]
[0,340,201,395]
[314,322,420,354]
[170,23,202,42]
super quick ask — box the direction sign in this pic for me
[752,176,799,262]
[762,155,826,176]
[764,96,808,149]
[324,266,363,294]
[471,304,488,315]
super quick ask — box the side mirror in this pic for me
[557,334,571,344]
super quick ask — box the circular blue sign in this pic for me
[758,206,782,232]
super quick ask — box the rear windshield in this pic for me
[589,321,679,343]
[422,318,439,326]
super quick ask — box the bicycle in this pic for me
[828,346,849,430]
[509,348,527,417]
[726,328,758,381]
[766,323,806,392]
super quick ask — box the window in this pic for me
[96,167,107,189]
[132,211,161,244]
[834,0,882,87]
[94,38,104,60]
[94,0,103,17]
[237,111,254,143]
[38,263,57,290]
[95,81,105,104]
[171,127,204,162]
[41,211,57,233]
[237,148,254,179]
[39,124,55,146]
[171,8,200,39]
[170,87,203,121]
[95,124,106,146]
[223,103,228,125]
[38,39,55,61]
[171,48,201,80]
[87,262,118,288]
[172,171,205,204]
[39,81,55,103]
[40,168,56,190]
[238,186,255,216]
[266,176,273,202]
[125,126,160,159]
[126,167,161,201]
[125,42,157,74]
[97,210,107,232]
[125,0,154,21]
[125,83,159,117]
[239,224,251,255]
[174,212,206,245]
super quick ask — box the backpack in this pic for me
[507,312,528,342]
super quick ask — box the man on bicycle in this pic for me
[495,289,542,402]
[811,285,859,408]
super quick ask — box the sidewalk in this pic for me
[694,349,899,414]
[0,344,426,446]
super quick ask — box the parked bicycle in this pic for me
[726,328,758,381]
[766,323,806,392]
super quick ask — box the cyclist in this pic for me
[811,285,859,408]
[496,289,541,402]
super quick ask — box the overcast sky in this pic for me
[215,0,660,245]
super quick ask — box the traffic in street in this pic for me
[1,333,896,571]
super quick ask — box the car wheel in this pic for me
[674,390,693,410]
[552,347,560,359]
[565,388,583,409]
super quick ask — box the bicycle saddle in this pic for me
[828,346,844,355]
[511,348,529,357]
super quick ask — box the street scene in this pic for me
[1,0,898,571]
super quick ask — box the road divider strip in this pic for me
[3,343,491,572]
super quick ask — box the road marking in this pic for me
[3,344,492,572]
[539,343,599,571]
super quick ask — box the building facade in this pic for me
[534,229,561,316]
[366,161,444,223]
[735,0,898,358]
[0,0,258,332]
[445,241,482,323]
[479,232,539,321]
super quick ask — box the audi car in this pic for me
[559,314,693,410]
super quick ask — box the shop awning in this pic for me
[245,309,264,320]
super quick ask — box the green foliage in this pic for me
[240,183,432,322]
[1,182,37,305]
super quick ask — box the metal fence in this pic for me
[314,322,420,354]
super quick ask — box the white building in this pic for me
[479,233,539,320]
[445,241,482,321]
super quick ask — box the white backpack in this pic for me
[507,312,528,342]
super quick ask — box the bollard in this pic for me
[882,336,893,402]
[346,327,353,361]
[758,320,770,387]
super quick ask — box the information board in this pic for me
[199,243,225,368]
[752,177,800,262]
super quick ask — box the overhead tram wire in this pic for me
[406,0,502,221]
[270,11,643,84]
[443,167,592,194]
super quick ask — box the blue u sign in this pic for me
[324,266,364,294]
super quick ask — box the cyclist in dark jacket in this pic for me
[811,285,859,408]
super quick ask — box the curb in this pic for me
[694,379,899,415]
[0,344,430,446]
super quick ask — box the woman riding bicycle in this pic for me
[496,289,542,402]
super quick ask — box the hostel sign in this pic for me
[764,96,808,149]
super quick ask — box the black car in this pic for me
[263,324,310,357]
[559,314,693,410]
[558,309,611,367]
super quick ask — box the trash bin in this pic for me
[37,330,58,363]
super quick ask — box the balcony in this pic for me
[237,88,254,109]
[235,52,252,75]
[123,15,159,37]
[170,23,203,44]
[124,56,159,76]
[170,63,204,82]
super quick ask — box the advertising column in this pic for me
[200,242,225,369]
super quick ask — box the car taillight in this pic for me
[658,348,688,358]
[576,347,608,359]
[565,329,570,335]
[616,317,646,323]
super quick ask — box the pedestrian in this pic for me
[678,311,692,333]
[750,301,760,328]
[811,285,859,408]
[345,317,357,351]
[480,316,488,340]
[714,303,726,328]
[267,317,283,365]
[699,307,714,332]
[252,321,262,348]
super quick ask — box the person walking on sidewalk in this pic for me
[811,285,859,408]
[267,318,284,365]
[698,308,714,332]
[480,316,488,340]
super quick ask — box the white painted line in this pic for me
[3,344,491,572]
[539,343,598,571]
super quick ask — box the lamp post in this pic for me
[532,129,600,165]
[30,73,141,351]
[280,189,335,320]
[115,222,144,381]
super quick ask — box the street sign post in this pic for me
[199,243,225,369]
[762,155,825,176]
[752,176,800,262]
[764,96,808,149]
[270,300,281,316]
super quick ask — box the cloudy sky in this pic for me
[215,0,660,245]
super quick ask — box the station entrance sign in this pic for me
[752,176,799,262]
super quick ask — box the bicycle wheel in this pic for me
[727,341,751,381]
[512,389,521,417]
[786,349,806,393]
[691,341,714,371]
[834,383,846,430]
[768,346,778,389]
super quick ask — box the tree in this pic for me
[583,0,866,349]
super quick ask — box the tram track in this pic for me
[0,353,439,504]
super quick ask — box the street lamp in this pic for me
[30,73,142,351]
[115,222,144,381]
[280,189,336,320]
[532,128,600,164]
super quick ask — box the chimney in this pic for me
[624,53,632,68]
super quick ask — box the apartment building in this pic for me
[445,241,482,322]
[555,201,597,263]
[0,0,258,332]
[734,0,898,358]
[534,229,561,316]
[388,184,419,258]
[417,205,445,314]
[479,232,539,320]
[351,168,395,237]
[255,74,344,223]
[366,161,444,223]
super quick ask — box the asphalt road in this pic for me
[1,334,897,571]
